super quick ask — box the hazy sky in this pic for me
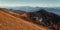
[0,0,60,7]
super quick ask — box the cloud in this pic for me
[0,3,60,7]
[0,0,60,7]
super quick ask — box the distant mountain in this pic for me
[43,8,60,15]
[4,6,60,15]
[11,10,27,14]
[6,6,41,12]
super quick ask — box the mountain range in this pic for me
[4,6,60,15]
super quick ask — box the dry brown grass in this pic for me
[0,9,50,30]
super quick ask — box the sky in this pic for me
[0,0,60,7]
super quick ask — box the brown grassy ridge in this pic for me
[0,8,50,30]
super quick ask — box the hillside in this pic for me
[29,9,60,30]
[0,9,50,30]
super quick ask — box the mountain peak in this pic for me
[36,9,47,13]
